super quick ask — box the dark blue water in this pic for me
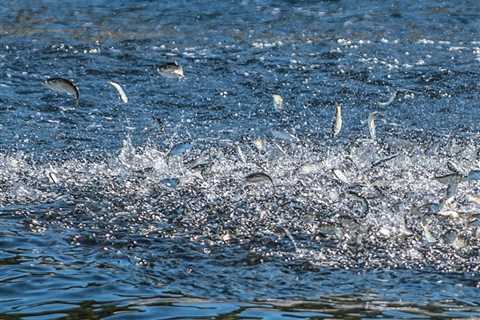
[1,1,480,318]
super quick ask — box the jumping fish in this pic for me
[378,90,397,107]
[167,142,192,159]
[371,153,400,167]
[368,112,379,140]
[244,171,275,192]
[254,138,266,152]
[467,169,480,181]
[332,102,342,138]
[272,94,284,112]
[333,168,349,184]
[43,77,79,105]
[434,173,464,185]
[157,62,184,78]
[236,145,247,163]
[108,81,128,103]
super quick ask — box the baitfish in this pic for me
[368,112,380,140]
[108,81,128,103]
[434,173,465,185]
[160,177,179,189]
[378,90,397,107]
[43,77,79,104]
[272,94,284,112]
[167,142,192,158]
[467,169,480,181]
[244,172,275,192]
[236,144,247,163]
[332,102,342,138]
[332,168,349,184]
[157,62,184,78]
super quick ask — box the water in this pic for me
[1,1,480,318]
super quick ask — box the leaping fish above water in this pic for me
[272,94,284,112]
[157,62,184,78]
[108,81,128,103]
[42,77,79,105]
[368,111,381,140]
[244,171,275,193]
[332,102,342,138]
[378,90,397,107]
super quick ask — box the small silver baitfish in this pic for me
[368,111,379,140]
[157,62,184,78]
[434,173,465,185]
[378,90,397,107]
[236,145,247,163]
[272,94,284,112]
[43,77,79,104]
[108,81,128,103]
[167,142,192,158]
[446,161,465,175]
[467,169,480,181]
[332,102,342,138]
[244,171,275,192]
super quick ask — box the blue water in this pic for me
[1,1,480,319]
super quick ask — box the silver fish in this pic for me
[378,90,397,107]
[236,145,247,163]
[371,153,399,167]
[108,81,128,103]
[332,102,342,138]
[160,177,179,189]
[297,162,322,175]
[368,112,379,140]
[157,62,184,78]
[333,168,349,184]
[434,173,465,185]
[167,142,192,159]
[281,226,299,252]
[446,161,466,175]
[467,169,480,181]
[244,172,275,191]
[272,94,284,112]
[43,77,79,104]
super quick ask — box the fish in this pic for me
[378,90,397,107]
[434,173,464,185]
[371,153,400,167]
[157,62,184,78]
[368,112,379,140]
[446,161,466,175]
[108,81,128,103]
[160,177,179,189]
[332,168,349,184]
[236,145,247,163]
[296,162,322,175]
[467,169,480,181]
[43,77,79,104]
[281,227,299,252]
[254,138,266,152]
[332,102,342,138]
[244,172,275,191]
[167,142,192,158]
[272,94,284,112]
